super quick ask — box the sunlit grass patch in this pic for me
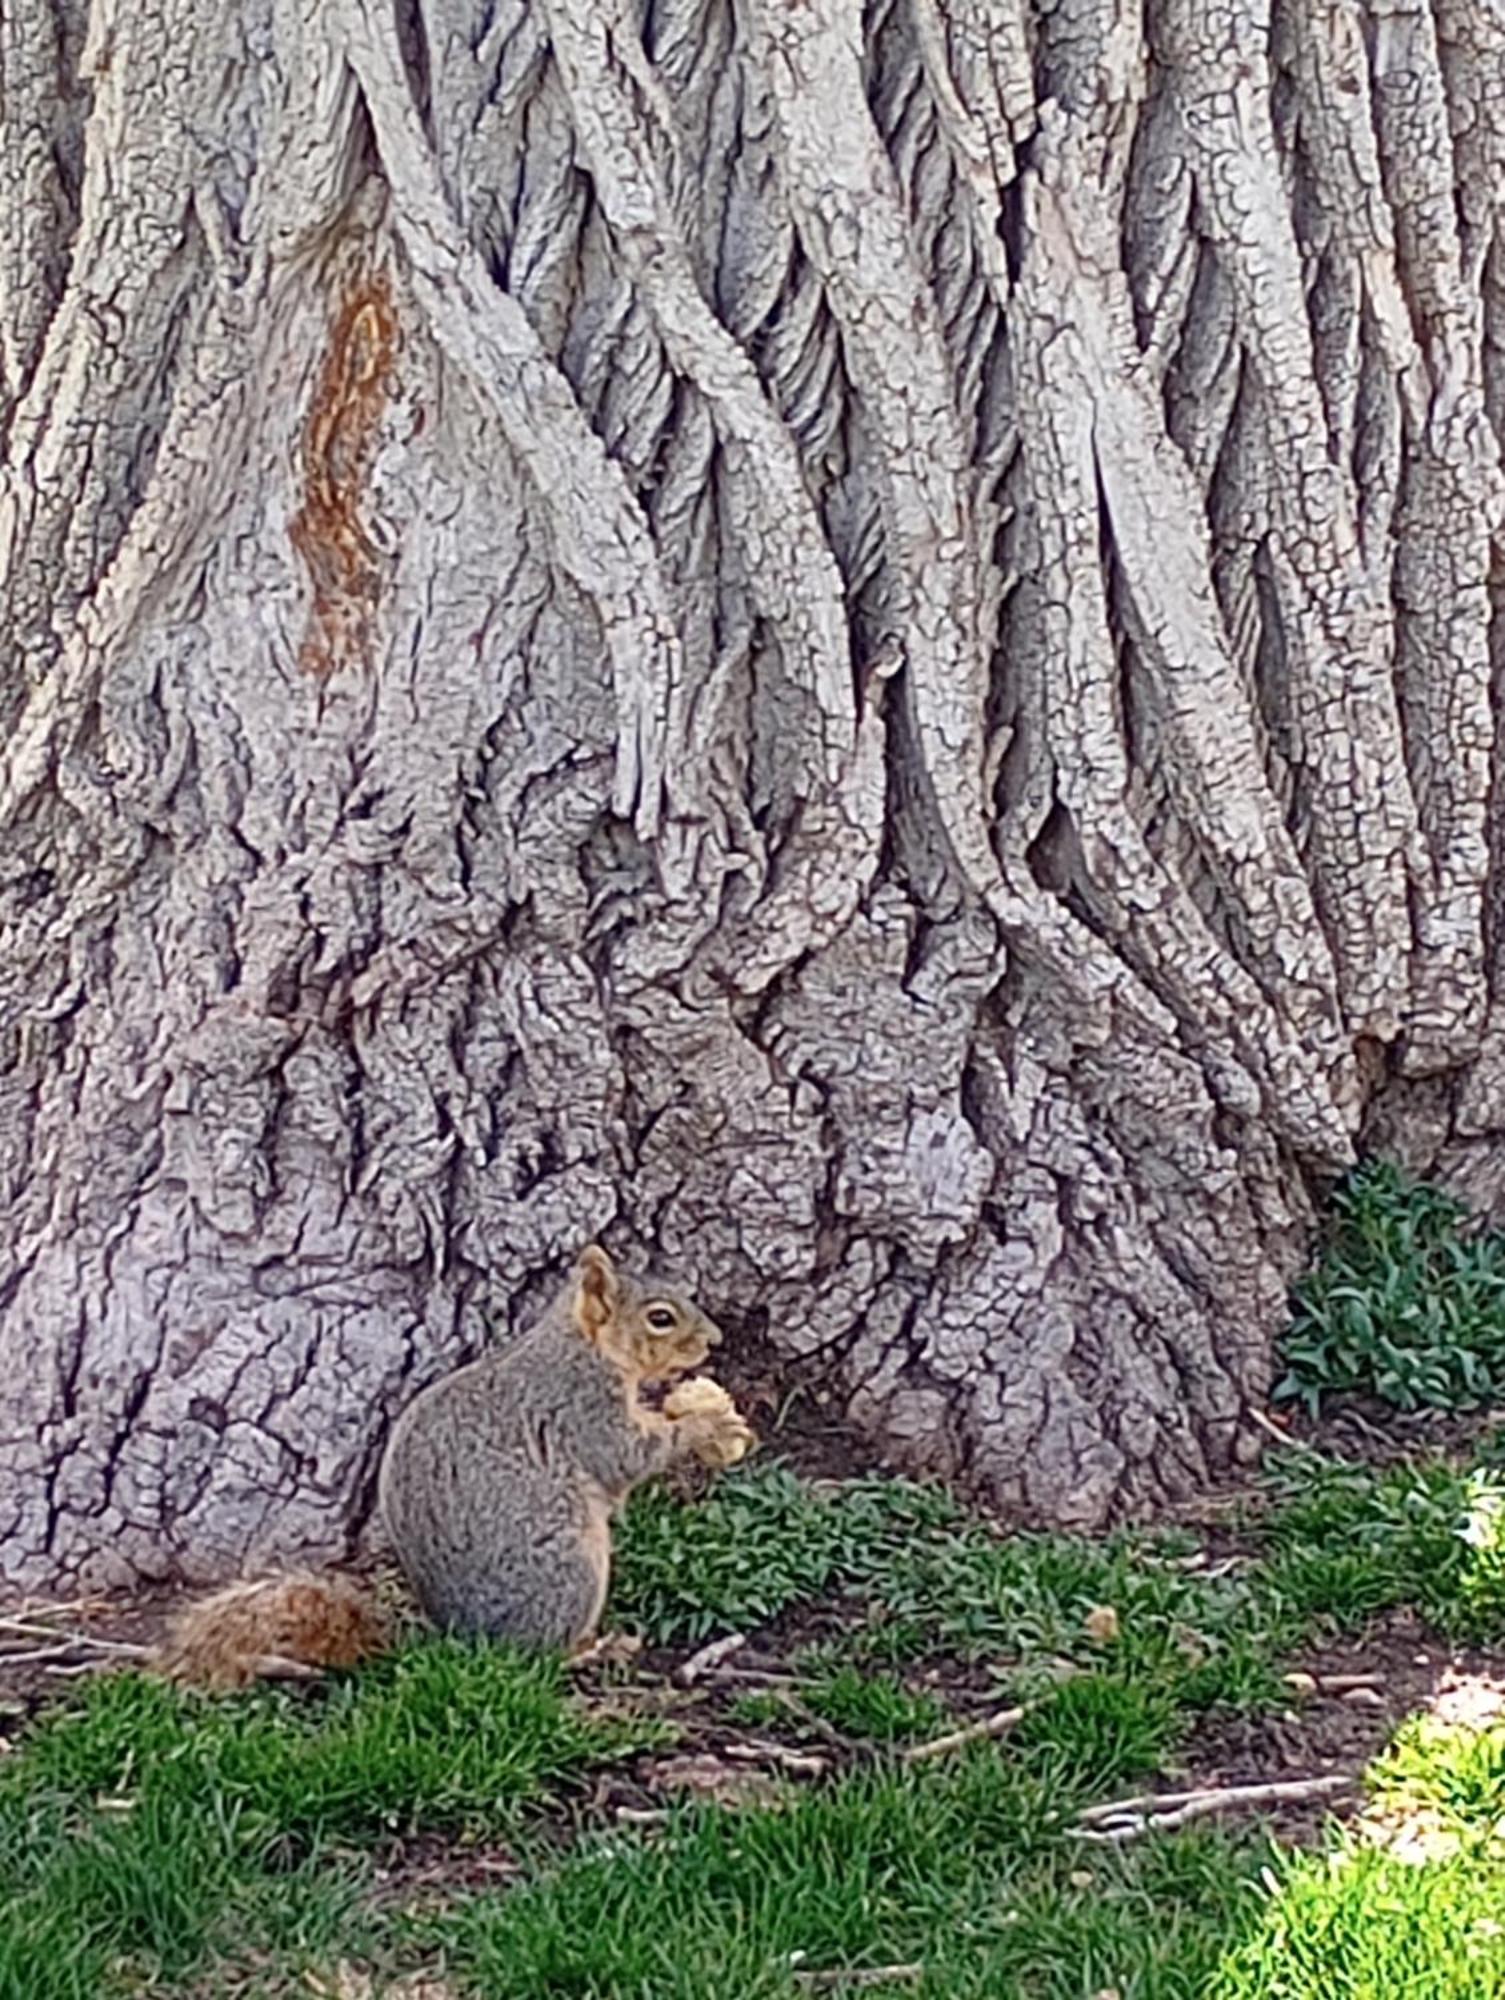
[1216,1702,1505,1997]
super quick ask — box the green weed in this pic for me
[1279,1159,1505,1414]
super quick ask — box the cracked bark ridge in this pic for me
[2,0,1503,1589]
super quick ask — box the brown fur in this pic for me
[157,1571,392,1691]
[571,1242,719,1386]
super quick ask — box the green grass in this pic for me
[0,1640,656,2000]
[727,1669,948,1746]
[1217,1843,1505,1997]
[615,1461,1290,1705]
[801,1667,949,1744]
[1216,1713,1505,1997]
[614,1443,1505,1706]
[1279,1158,1505,1414]
[9,1415,1505,1996]
[1371,1709,1505,1843]
[427,1751,1254,1999]
[1255,1452,1505,1644]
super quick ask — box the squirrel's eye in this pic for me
[645,1305,679,1333]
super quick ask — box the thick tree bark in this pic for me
[2,0,1502,1590]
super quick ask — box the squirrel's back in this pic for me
[377,1306,621,1498]
[376,1316,606,1644]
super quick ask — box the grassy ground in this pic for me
[5,1437,1505,2000]
[8,1160,1505,1996]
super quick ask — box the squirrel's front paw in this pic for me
[663,1378,757,1468]
[695,1407,757,1468]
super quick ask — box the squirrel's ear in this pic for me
[573,1243,619,1342]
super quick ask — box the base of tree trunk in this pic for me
[4,0,1502,1591]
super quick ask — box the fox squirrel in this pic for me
[158,1244,755,1688]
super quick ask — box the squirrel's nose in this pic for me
[705,1320,724,1347]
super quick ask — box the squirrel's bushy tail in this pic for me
[157,1571,392,1690]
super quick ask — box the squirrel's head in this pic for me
[570,1243,723,1381]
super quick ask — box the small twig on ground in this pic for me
[1073,1773,1354,1843]
[615,1805,672,1826]
[0,1616,148,1657]
[1331,1406,1396,1451]
[1157,1552,1245,1579]
[567,1632,644,1672]
[901,1704,1028,1765]
[714,1665,807,1688]
[676,1633,748,1685]
[14,1596,111,1620]
[724,1739,830,1777]
[780,1697,854,1753]
[792,1963,925,1989]
[1246,1408,1334,1460]
[0,1644,105,1667]
[1316,1673,1382,1693]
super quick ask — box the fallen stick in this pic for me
[0,1643,108,1667]
[714,1665,807,1688]
[14,1596,111,1619]
[1246,1408,1333,1461]
[566,1632,644,1672]
[782,1697,854,1753]
[1074,1773,1354,1843]
[724,1739,830,1777]
[901,1704,1028,1764]
[676,1633,748,1685]
[1077,1773,1353,1824]
[0,1617,148,1656]
[793,1964,925,1989]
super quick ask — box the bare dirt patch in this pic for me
[1176,1613,1498,1842]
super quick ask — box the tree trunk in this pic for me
[3,0,1502,1591]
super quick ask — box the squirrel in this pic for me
[378,1241,755,1647]
[157,1244,755,1688]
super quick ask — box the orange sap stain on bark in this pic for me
[289,273,399,675]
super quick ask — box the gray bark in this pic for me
[2,0,1502,1589]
